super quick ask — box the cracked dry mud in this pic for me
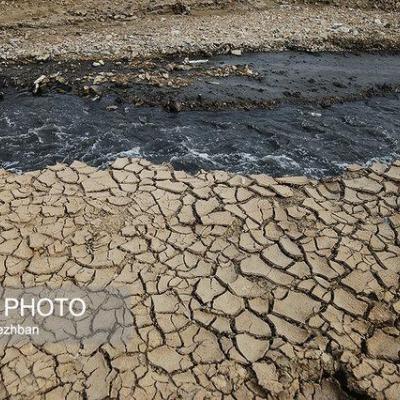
[0,158,399,399]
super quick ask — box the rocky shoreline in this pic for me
[0,158,399,399]
[0,2,399,63]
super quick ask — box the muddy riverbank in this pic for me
[2,51,400,111]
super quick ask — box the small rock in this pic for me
[337,26,351,33]
[32,75,48,95]
[165,99,182,113]
[231,49,242,56]
[106,105,118,111]
[36,53,50,61]
[172,2,191,15]
[331,23,351,33]
[187,59,208,64]
[83,85,102,97]
[92,60,105,67]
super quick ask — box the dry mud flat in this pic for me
[0,158,399,399]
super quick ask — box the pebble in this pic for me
[231,49,242,56]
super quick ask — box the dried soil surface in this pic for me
[0,158,399,399]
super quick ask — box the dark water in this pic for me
[1,92,400,177]
[180,52,400,105]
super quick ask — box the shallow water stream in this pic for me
[1,52,400,177]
